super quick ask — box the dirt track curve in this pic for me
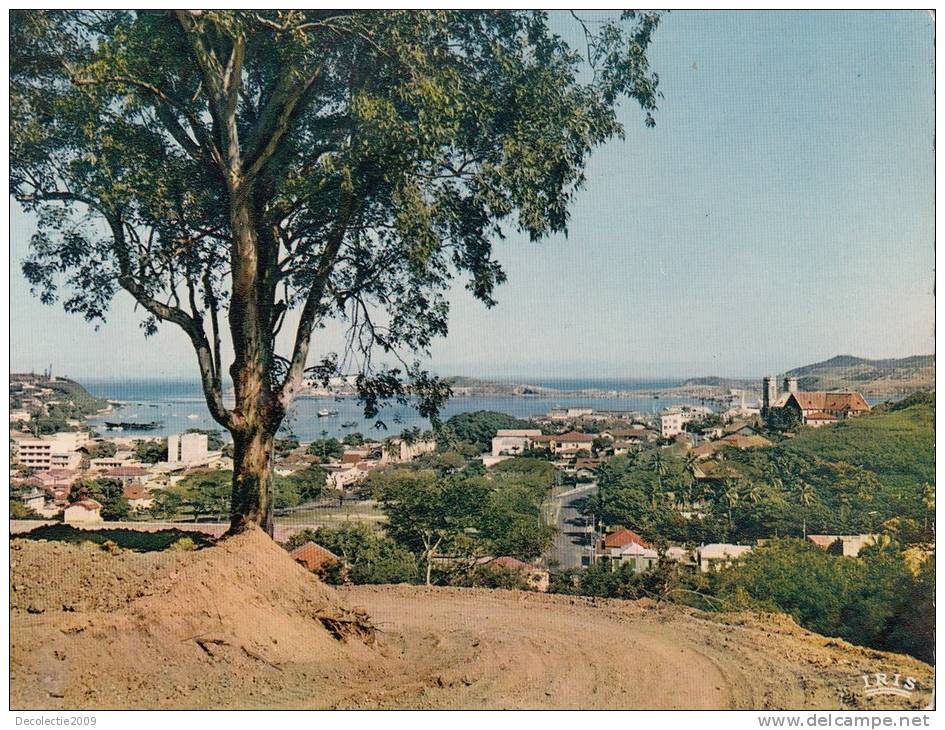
[10,528,933,710]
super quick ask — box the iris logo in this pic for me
[860,672,917,698]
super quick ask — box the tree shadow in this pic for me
[13,523,216,552]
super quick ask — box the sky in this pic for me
[9,10,935,381]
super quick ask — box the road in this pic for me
[543,482,597,570]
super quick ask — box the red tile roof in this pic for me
[122,484,151,500]
[788,392,870,413]
[69,499,102,512]
[602,528,651,549]
[290,541,340,572]
[554,431,595,443]
[493,556,536,572]
[105,466,150,478]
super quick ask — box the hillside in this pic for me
[11,528,933,710]
[784,354,934,395]
[780,394,934,492]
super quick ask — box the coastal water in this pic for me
[81,378,708,442]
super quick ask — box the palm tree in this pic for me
[921,482,934,532]
[722,478,740,528]
[743,479,762,506]
[795,480,816,538]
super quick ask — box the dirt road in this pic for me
[10,528,933,710]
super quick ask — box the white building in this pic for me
[10,409,31,422]
[167,432,209,465]
[16,432,91,468]
[697,543,752,572]
[659,412,691,438]
[491,429,543,457]
[64,499,103,524]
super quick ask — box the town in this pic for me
[9,370,918,586]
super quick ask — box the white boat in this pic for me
[187,414,200,420]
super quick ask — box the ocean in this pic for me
[80,377,708,442]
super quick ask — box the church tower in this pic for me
[762,376,778,411]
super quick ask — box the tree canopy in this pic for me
[11,10,662,528]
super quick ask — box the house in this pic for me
[10,409,31,422]
[491,429,543,457]
[605,541,661,574]
[64,499,104,524]
[20,488,47,514]
[104,466,152,485]
[697,543,752,572]
[807,534,879,557]
[122,484,154,511]
[536,431,595,456]
[690,433,772,461]
[692,461,741,483]
[492,556,550,592]
[596,528,653,567]
[290,541,341,573]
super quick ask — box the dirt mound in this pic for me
[11,532,934,710]
[12,528,377,709]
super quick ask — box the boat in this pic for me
[341,421,357,428]
[317,408,339,417]
[103,420,163,431]
[187,414,200,420]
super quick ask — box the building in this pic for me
[290,541,341,573]
[491,556,550,592]
[763,376,870,427]
[168,432,209,465]
[534,431,595,456]
[122,484,154,510]
[16,432,91,468]
[64,499,104,524]
[10,409,31,422]
[807,534,879,557]
[491,429,543,457]
[105,466,152,485]
[697,543,752,572]
[659,412,691,438]
[546,407,594,421]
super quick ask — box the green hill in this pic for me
[784,354,934,395]
[779,392,933,492]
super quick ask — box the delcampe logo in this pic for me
[860,671,918,698]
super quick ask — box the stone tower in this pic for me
[783,376,799,395]
[763,376,778,411]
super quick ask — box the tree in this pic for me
[134,438,168,464]
[306,438,344,461]
[341,431,365,447]
[377,470,487,585]
[12,10,662,533]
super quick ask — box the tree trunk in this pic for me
[229,426,276,535]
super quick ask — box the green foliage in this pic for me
[306,438,344,461]
[284,524,418,585]
[283,465,327,503]
[72,478,130,520]
[87,441,117,459]
[440,410,533,452]
[10,499,40,519]
[373,457,554,583]
[712,539,934,663]
[133,438,167,464]
[274,438,300,457]
[780,400,934,493]
[174,469,231,521]
[10,10,663,503]
[341,432,365,446]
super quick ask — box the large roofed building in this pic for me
[762,376,870,427]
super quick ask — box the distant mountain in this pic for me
[784,354,934,395]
